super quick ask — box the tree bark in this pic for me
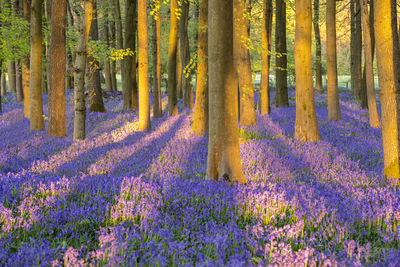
[45,0,51,95]
[108,4,117,91]
[193,0,208,134]
[30,0,44,131]
[294,0,320,142]
[206,0,246,184]
[374,0,400,180]
[313,0,322,90]
[152,1,162,118]
[100,2,112,92]
[48,0,66,137]
[1,73,6,96]
[275,0,288,107]
[7,61,16,93]
[167,0,179,116]
[15,60,23,101]
[234,0,256,126]
[261,0,272,114]
[351,0,362,99]
[23,0,31,118]
[138,0,151,131]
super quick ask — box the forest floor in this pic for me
[0,88,399,266]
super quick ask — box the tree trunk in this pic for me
[30,0,45,131]
[88,1,105,112]
[138,0,151,131]
[101,3,112,92]
[152,2,162,118]
[374,0,400,180]
[115,0,123,93]
[108,4,117,91]
[23,0,31,118]
[15,60,23,101]
[294,0,320,142]
[177,42,182,100]
[45,0,51,95]
[361,0,379,128]
[351,0,362,99]
[207,0,246,184]
[7,61,16,93]
[313,0,322,90]
[261,0,272,114]
[193,0,208,134]
[234,0,256,126]
[326,0,341,121]
[1,73,6,96]
[275,0,288,107]
[167,0,179,116]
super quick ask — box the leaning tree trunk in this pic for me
[193,0,208,134]
[313,0,322,90]
[167,0,179,116]
[138,0,151,131]
[48,0,66,137]
[152,1,162,118]
[361,0,379,128]
[275,0,288,107]
[206,0,246,184]
[234,0,256,126]
[88,1,106,112]
[261,0,272,115]
[326,0,341,121]
[30,0,45,131]
[294,0,320,142]
[374,0,400,180]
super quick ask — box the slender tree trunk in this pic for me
[23,0,31,118]
[48,0,66,137]
[7,61,16,93]
[361,0,379,128]
[101,4,112,92]
[234,0,256,126]
[351,0,362,99]
[261,0,272,114]
[138,0,151,131]
[294,0,320,142]
[177,42,183,100]
[152,1,162,118]
[275,0,288,107]
[374,0,400,180]
[88,1,105,112]
[15,60,23,101]
[326,0,341,121]
[108,5,117,91]
[1,73,6,96]
[115,0,124,93]
[206,0,246,184]
[313,0,322,90]
[30,0,44,131]
[193,0,208,134]
[168,0,179,116]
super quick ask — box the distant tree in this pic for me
[313,0,322,90]
[99,0,113,92]
[152,0,162,118]
[193,0,208,134]
[207,0,246,184]
[351,0,362,98]
[275,0,288,107]
[260,0,272,115]
[167,0,179,116]
[7,60,15,94]
[294,0,320,142]
[48,0,66,137]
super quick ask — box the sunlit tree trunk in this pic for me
[23,0,31,118]
[275,0,288,107]
[48,0,66,137]
[234,0,256,126]
[0,73,5,96]
[261,0,272,115]
[294,0,320,142]
[137,0,151,131]
[152,1,162,118]
[193,0,208,134]
[168,0,179,116]
[374,0,400,180]
[207,0,246,184]
[45,0,51,95]
[177,42,182,100]
[361,0,379,128]
[30,0,44,131]
[313,0,322,90]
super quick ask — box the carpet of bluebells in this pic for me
[1,88,400,266]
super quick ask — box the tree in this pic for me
[351,0,362,98]
[30,0,44,131]
[48,0,66,137]
[193,0,208,134]
[23,0,30,118]
[206,0,246,184]
[152,0,162,118]
[261,0,273,115]
[275,0,288,107]
[361,0,379,128]
[234,0,256,126]
[374,0,400,180]
[7,60,16,93]
[167,0,179,116]
[294,0,320,142]
[313,0,322,90]
[138,0,151,131]
[326,0,340,121]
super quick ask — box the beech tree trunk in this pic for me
[275,0,288,107]
[101,3,112,92]
[351,0,362,98]
[7,61,16,93]
[15,60,23,101]
[168,0,179,116]
[374,0,400,180]
[206,0,246,184]
[108,5,117,91]
[152,2,162,118]
[30,0,45,131]
[138,0,151,131]
[326,0,340,121]
[1,73,6,96]
[23,0,31,118]
[193,0,208,134]
[361,0,379,128]
[48,0,66,137]
[261,0,272,115]
[313,0,322,90]
[294,0,320,142]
